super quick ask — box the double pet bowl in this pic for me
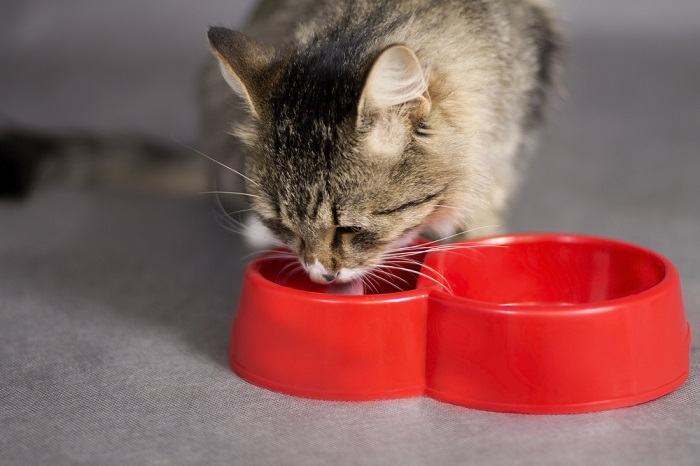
[229,234,690,414]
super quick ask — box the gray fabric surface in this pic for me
[1,191,698,466]
[1,1,700,465]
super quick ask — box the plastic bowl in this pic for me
[229,234,690,413]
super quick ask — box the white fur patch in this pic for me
[243,214,278,249]
[337,267,368,283]
[307,259,330,283]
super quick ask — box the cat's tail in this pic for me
[0,127,209,198]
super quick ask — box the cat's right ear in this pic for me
[357,45,431,160]
[207,27,276,118]
[358,45,431,120]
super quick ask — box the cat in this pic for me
[1,0,559,285]
[204,0,559,283]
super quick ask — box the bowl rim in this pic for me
[426,233,678,315]
[244,233,678,311]
[246,254,438,304]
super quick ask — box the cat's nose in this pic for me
[306,259,339,284]
[322,272,339,283]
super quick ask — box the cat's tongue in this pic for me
[326,280,365,296]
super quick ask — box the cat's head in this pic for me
[208,27,461,284]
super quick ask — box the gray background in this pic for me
[1,1,699,465]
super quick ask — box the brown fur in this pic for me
[204,0,559,283]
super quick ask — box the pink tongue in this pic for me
[326,280,365,295]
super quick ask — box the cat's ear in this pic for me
[358,45,431,159]
[207,27,276,118]
[358,45,431,120]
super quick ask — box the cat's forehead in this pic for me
[253,44,415,218]
[265,46,365,152]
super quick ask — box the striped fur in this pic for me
[205,0,559,283]
[0,0,559,285]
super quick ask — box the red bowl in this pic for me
[229,234,690,413]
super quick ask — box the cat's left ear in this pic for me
[358,45,431,121]
[207,27,277,118]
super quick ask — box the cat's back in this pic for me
[202,0,556,136]
[207,0,555,105]
[243,0,550,51]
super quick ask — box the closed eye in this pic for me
[335,226,363,234]
[372,190,444,216]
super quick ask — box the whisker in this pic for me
[209,179,268,243]
[372,269,409,289]
[384,242,508,259]
[374,267,410,287]
[216,210,247,228]
[242,251,295,263]
[389,258,451,292]
[275,260,301,281]
[173,139,259,186]
[376,264,453,294]
[360,276,378,294]
[433,204,461,211]
[387,225,502,253]
[279,264,304,283]
[219,224,245,236]
[201,190,261,199]
[386,246,494,258]
[366,271,404,292]
[227,208,254,216]
[358,277,368,294]
[213,212,248,236]
[211,183,242,232]
[238,246,293,261]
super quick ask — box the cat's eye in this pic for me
[335,226,363,234]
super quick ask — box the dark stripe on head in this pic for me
[331,203,340,225]
[273,194,282,219]
[310,189,324,220]
[330,203,343,252]
[295,196,309,220]
[352,230,385,251]
[260,217,294,242]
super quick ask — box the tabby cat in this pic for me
[1,0,559,285]
[204,0,559,283]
